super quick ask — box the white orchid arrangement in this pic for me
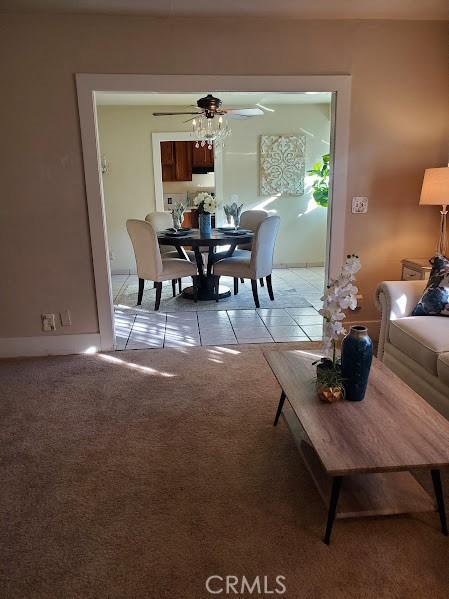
[193,192,217,214]
[320,254,361,365]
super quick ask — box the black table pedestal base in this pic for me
[182,280,231,301]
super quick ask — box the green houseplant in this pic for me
[308,153,330,208]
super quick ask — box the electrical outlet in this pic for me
[352,197,368,213]
[60,309,72,327]
[42,313,56,332]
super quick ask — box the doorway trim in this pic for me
[76,74,351,352]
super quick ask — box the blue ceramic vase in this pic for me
[199,212,212,237]
[341,325,373,401]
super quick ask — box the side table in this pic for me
[401,258,432,282]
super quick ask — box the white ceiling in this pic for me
[1,0,448,20]
[95,91,332,107]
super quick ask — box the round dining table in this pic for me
[158,228,253,300]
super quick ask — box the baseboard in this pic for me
[345,319,380,342]
[111,268,133,276]
[112,266,323,274]
[273,262,325,269]
[0,333,102,358]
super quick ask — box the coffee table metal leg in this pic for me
[324,476,343,545]
[273,390,286,426]
[431,469,448,536]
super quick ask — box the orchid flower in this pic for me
[319,254,361,365]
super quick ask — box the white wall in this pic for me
[97,106,194,273]
[97,102,330,273]
[222,104,331,266]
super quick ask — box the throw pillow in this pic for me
[412,255,449,316]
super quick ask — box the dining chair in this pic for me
[145,211,194,292]
[211,209,268,290]
[238,210,268,250]
[236,209,268,287]
[213,215,280,308]
[127,219,198,311]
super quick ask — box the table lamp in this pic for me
[420,166,449,256]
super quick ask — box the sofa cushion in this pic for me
[389,316,449,375]
[437,353,449,386]
[412,255,449,316]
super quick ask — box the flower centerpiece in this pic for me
[316,254,361,402]
[193,192,217,237]
[193,192,217,214]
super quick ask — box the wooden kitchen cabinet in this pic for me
[174,142,192,181]
[160,141,174,165]
[192,143,214,169]
[160,141,175,181]
[160,141,193,182]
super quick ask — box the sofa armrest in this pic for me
[375,280,426,360]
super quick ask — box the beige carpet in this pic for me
[1,343,448,598]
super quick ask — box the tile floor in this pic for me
[112,267,325,350]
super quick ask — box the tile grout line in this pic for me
[114,274,130,303]
[161,312,169,348]
[256,309,276,343]
[196,311,203,346]
[226,310,240,344]
[200,310,236,346]
[123,314,137,350]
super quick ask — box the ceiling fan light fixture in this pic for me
[193,111,230,150]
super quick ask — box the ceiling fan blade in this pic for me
[224,108,264,117]
[152,111,202,116]
[226,113,252,120]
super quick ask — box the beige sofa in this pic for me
[376,280,449,420]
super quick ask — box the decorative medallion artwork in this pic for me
[260,134,306,196]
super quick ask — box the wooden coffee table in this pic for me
[265,350,449,544]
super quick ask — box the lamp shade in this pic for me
[420,167,449,206]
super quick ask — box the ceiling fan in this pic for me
[152,94,264,120]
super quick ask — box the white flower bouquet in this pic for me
[315,254,361,401]
[193,192,217,214]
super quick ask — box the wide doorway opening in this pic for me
[76,75,350,352]
[95,91,331,349]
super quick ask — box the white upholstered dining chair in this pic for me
[127,219,198,311]
[212,209,268,292]
[236,209,268,289]
[237,209,268,250]
[145,211,194,293]
[213,215,280,308]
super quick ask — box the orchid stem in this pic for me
[332,340,336,368]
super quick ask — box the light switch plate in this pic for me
[60,310,72,327]
[352,197,368,213]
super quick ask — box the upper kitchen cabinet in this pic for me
[160,141,193,182]
[160,141,175,181]
[192,143,214,171]
[174,142,192,181]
